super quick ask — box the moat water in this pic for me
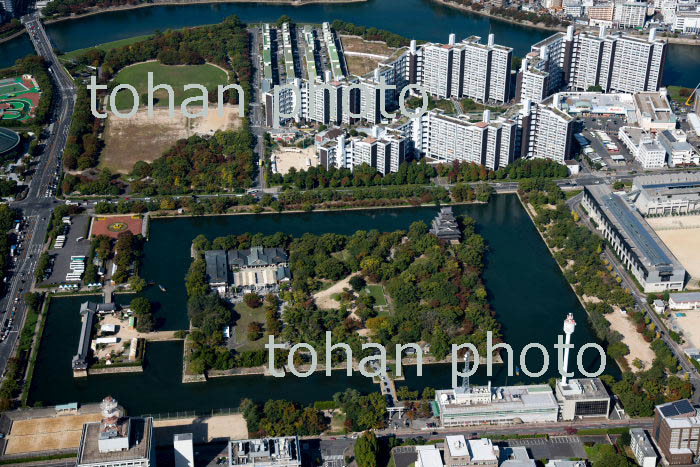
[28,195,619,415]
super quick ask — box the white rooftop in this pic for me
[416,445,444,467]
[445,435,470,457]
[468,439,498,462]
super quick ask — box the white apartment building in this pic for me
[615,1,648,28]
[317,127,409,175]
[516,99,575,163]
[413,110,516,170]
[417,34,513,104]
[518,25,666,102]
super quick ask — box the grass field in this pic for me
[667,85,695,105]
[233,302,266,352]
[60,34,153,62]
[365,284,387,306]
[111,61,228,110]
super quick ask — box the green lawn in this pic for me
[60,35,153,62]
[667,85,695,105]
[111,61,228,110]
[233,302,266,352]
[365,284,387,306]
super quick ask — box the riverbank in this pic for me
[430,0,566,33]
[0,28,26,46]
[40,0,367,26]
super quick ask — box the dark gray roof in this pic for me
[430,207,461,240]
[205,250,228,284]
[72,305,96,370]
[227,247,288,268]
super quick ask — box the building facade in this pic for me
[652,400,700,465]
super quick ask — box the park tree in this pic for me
[354,431,379,467]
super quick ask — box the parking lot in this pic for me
[579,116,636,171]
[504,435,588,460]
[41,215,91,286]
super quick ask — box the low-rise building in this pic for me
[433,383,560,427]
[652,399,700,465]
[582,185,686,292]
[444,435,499,467]
[631,173,700,216]
[555,377,611,420]
[669,292,700,310]
[499,446,536,466]
[634,91,677,133]
[174,433,194,467]
[630,428,658,467]
[657,129,699,167]
[416,445,444,467]
[77,397,155,467]
[228,437,301,467]
[204,247,290,295]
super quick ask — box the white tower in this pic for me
[562,313,576,385]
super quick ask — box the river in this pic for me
[28,195,618,415]
[1,0,699,87]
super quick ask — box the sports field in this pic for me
[110,61,228,110]
[0,76,41,121]
[5,412,102,454]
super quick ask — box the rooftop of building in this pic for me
[670,292,700,303]
[656,400,700,429]
[634,92,675,124]
[584,184,684,274]
[468,438,498,462]
[229,437,301,467]
[436,384,559,411]
[557,378,610,400]
[78,417,152,464]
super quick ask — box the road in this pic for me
[0,14,76,380]
[248,26,267,191]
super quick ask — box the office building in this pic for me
[582,184,686,292]
[555,378,611,420]
[631,173,700,216]
[77,397,155,467]
[229,437,301,467]
[630,428,658,467]
[416,445,444,467]
[444,436,499,467]
[618,126,666,169]
[499,447,536,467]
[433,382,560,427]
[652,399,700,465]
[672,10,700,33]
[657,129,699,167]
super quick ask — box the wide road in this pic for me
[0,14,76,381]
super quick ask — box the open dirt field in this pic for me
[606,310,655,372]
[153,414,247,447]
[273,146,318,175]
[340,35,396,56]
[101,105,240,173]
[90,214,143,239]
[314,272,359,309]
[6,413,102,454]
[345,55,383,77]
[673,312,700,351]
[647,215,700,282]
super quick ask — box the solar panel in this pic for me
[674,400,694,415]
[660,404,679,417]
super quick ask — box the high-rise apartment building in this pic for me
[517,25,666,102]
[513,99,574,164]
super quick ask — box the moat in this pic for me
[28,195,618,415]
